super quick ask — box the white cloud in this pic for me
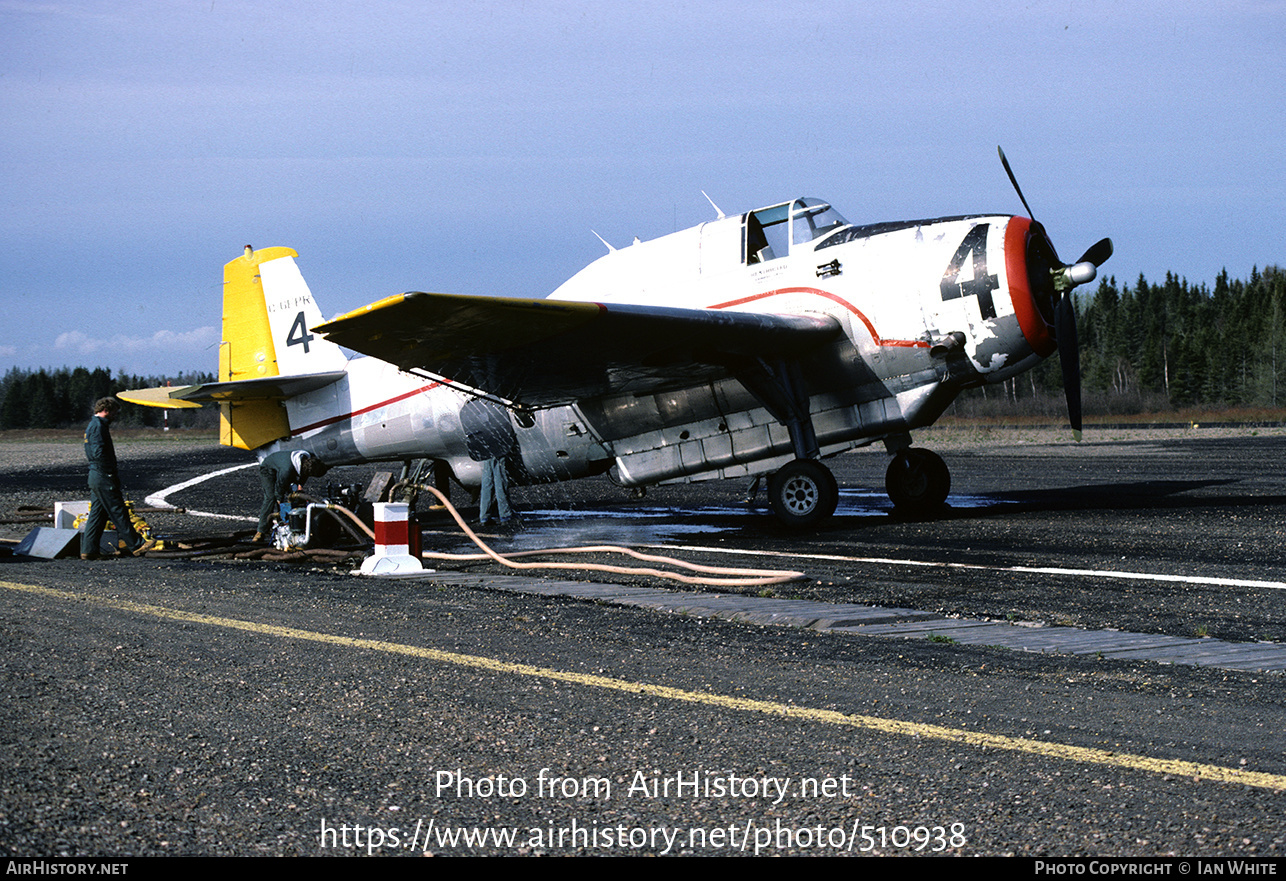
[55,326,218,355]
[53,330,99,354]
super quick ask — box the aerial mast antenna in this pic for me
[590,230,616,253]
[701,190,726,220]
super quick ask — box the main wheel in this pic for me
[885,448,950,514]
[768,460,839,527]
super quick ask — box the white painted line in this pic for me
[1004,566,1286,590]
[641,544,1286,592]
[147,462,258,522]
[177,510,257,523]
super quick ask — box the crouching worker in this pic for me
[254,450,329,543]
[81,397,157,560]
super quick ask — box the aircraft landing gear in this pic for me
[885,448,950,514]
[768,459,838,527]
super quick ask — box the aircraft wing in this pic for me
[118,371,347,408]
[313,292,842,406]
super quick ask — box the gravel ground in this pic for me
[4,556,1285,857]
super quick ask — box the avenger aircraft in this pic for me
[122,150,1111,527]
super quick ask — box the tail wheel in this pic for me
[885,448,950,513]
[768,460,839,527]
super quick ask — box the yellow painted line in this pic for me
[6,579,1284,792]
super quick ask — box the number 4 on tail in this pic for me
[286,311,314,353]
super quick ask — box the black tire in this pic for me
[768,460,839,527]
[885,448,950,513]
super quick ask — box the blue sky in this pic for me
[2,0,1283,377]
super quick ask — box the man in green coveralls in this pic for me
[254,449,328,542]
[81,397,156,560]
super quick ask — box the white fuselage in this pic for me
[274,199,1053,489]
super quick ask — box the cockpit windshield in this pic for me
[745,198,850,264]
[791,198,848,246]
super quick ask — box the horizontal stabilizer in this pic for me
[116,386,204,409]
[119,371,347,409]
[314,292,840,406]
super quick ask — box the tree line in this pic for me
[0,367,218,430]
[1081,266,1286,410]
[957,265,1286,418]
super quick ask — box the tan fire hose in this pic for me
[382,482,805,588]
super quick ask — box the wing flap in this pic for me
[314,292,840,405]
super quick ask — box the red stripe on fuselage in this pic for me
[709,287,929,348]
[289,379,444,437]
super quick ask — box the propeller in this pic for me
[998,147,1113,442]
[998,146,1036,223]
[1054,294,1083,441]
[1077,237,1114,270]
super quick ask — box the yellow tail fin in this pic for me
[219,246,297,448]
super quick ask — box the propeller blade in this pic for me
[1077,237,1114,268]
[1054,295,1083,442]
[998,146,1037,221]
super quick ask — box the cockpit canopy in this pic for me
[745,197,848,264]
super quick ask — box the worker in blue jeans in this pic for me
[460,398,519,528]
